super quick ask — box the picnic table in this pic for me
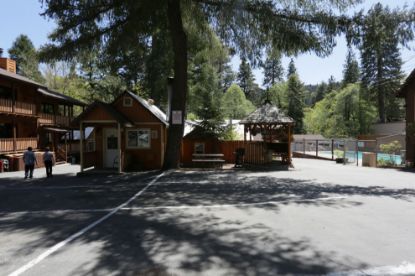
[192,153,225,168]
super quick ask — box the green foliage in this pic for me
[265,82,288,111]
[342,48,360,86]
[221,125,240,141]
[377,158,396,167]
[237,57,260,104]
[262,49,284,88]
[287,58,297,78]
[305,84,377,137]
[334,149,344,158]
[360,3,407,123]
[221,84,255,119]
[315,82,328,103]
[287,73,305,133]
[8,34,44,83]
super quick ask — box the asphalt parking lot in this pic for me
[1,159,415,275]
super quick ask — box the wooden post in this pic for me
[331,139,334,160]
[117,123,122,173]
[244,126,247,142]
[316,139,319,157]
[288,124,292,165]
[65,134,68,163]
[303,138,306,156]
[80,122,84,172]
[12,118,17,152]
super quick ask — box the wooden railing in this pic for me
[0,99,36,115]
[39,113,71,126]
[15,101,36,115]
[0,98,13,113]
[0,137,38,152]
[39,113,54,125]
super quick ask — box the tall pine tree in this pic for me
[360,3,407,122]
[262,49,284,88]
[342,48,360,86]
[287,73,305,133]
[287,58,297,78]
[8,34,44,83]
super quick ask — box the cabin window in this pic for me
[194,143,205,154]
[41,103,54,114]
[126,129,151,149]
[123,97,133,107]
[57,105,70,116]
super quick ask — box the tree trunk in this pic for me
[163,0,187,169]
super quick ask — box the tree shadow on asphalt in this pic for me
[1,170,415,275]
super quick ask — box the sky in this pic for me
[1,0,414,86]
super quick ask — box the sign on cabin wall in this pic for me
[172,110,182,125]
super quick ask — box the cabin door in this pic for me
[103,128,118,168]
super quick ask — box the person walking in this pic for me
[23,147,37,179]
[43,147,54,177]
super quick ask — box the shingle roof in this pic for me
[124,91,168,125]
[38,88,86,106]
[240,102,294,124]
[0,68,45,87]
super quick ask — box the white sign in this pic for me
[172,110,182,125]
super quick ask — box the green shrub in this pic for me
[379,141,401,166]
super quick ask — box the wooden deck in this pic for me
[0,138,38,153]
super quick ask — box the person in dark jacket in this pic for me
[23,147,37,179]
[43,147,54,177]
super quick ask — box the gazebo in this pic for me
[240,101,295,164]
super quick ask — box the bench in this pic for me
[192,153,225,168]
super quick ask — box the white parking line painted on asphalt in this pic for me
[7,171,168,276]
[328,261,415,275]
[0,196,347,216]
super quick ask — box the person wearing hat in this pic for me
[23,147,37,179]
[43,147,54,178]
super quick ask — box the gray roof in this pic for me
[38,88,86,106]
[125,91,168,125]
[0,68,45,87]
[240,103,294,124]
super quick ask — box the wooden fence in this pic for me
[220,141,269,165]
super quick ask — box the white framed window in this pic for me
[123,96,133,107]
[194,142,205,154]
[127,129,151,149]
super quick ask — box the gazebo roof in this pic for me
[240,102,294,125]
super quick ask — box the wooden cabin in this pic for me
[0,58,86,170]
[397,69,415,166]
[74,91,168,172]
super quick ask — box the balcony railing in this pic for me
[39,113,71,127]
[0,137,38,153]
[0,98,36,116]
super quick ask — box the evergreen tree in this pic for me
[262,49,284,88]
[326,75,338,93]
[221,84,254,120]
[8,34,44,83]
[237,57,256,97]
[287,58,297,78]
[360,3,406,123]
[342,48,360,86]
[287,73,305,133]
[315,82,328,103]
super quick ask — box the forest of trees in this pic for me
[5,1,415,168]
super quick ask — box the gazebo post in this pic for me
[288,124,292,165]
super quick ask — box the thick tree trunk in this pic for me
[163,0,187,169]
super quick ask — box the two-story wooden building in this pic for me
[0,58,86,169]
[74,91,168,172]
[398,69,415,166]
